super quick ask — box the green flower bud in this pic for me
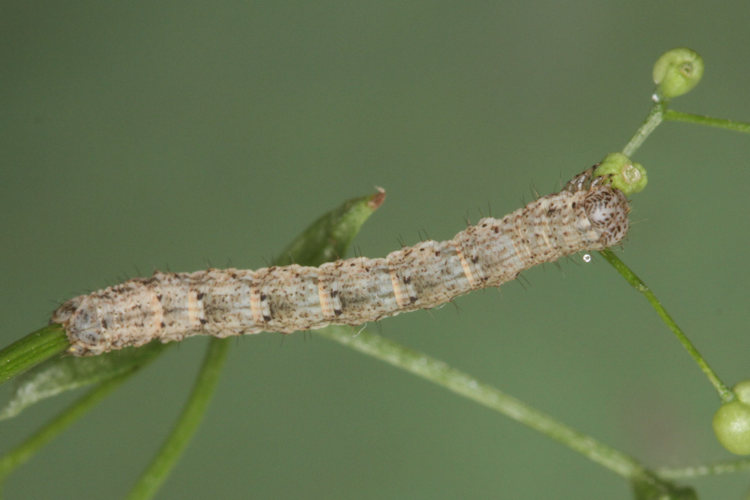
[652,48,704,99]
[593,153,648,195]
[713,381,750,455]
[734,380,750,403]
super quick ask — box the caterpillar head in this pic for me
[583,185,630,247]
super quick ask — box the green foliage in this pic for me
[0,341,167,421]
[275,190,386,267]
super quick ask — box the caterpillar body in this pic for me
[52,168,630,356]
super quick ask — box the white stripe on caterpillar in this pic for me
[52,168,630,356]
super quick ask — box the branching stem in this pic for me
[623,100,666,156]
[664,109,750,134]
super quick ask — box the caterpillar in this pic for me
[52,168,630,356]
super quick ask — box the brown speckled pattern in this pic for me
[52,170,630,355]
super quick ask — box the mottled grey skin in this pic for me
[52,169,629,356]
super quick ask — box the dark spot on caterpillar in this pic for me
[197,292,205,300]
[492,226,499,233]
[331,289,339,297]
[334,308,343,316]
[409,296,418,304]
[260,293,267,301]
[403,275,411,284]
[156,294,163,301]
[471,255,479,264]
[263,314,272,322]
[101,319,108,328]
[160,321,166,328]
[200,318,208,325]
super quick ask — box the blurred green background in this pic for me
[2,2,750,499]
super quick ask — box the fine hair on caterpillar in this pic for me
[52,168,630,356]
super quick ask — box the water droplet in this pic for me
[582,254,592,263]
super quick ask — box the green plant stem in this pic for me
[0,372,130,485]
[0,325,69,385]
[622,102,750,159]
[664,109,750,134]
[622,100,666,157]
[124,192,381,498]
[598,249,733,402]
[127,338,230,500]
[125,191,382,499]
[318,326,664,486]
[657,458,750,479]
